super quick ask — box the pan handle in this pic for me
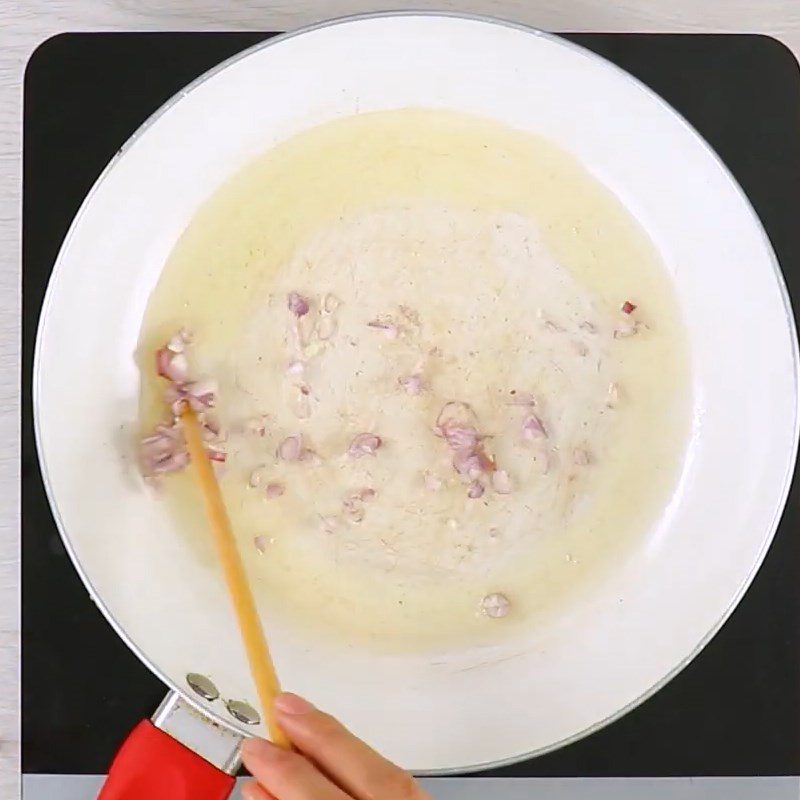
[97,692,241,800]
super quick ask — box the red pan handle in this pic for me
[97,719,236,800]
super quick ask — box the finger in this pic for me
[275,693,429,800]
[241,779,278,800]
[241,737,352,800]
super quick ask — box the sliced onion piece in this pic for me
[522,414,547,441]
[453,450,482,478]
[481,592,511,618]
[347,432,382,458]
[139,429,188,477]
[398,373,424,396]
[286,360,305,377]
[207,447,227,463]
[435,401,478,434]
[442,426,479,451]
[277,434,304,462]
[185,378,218,409]
[491,470,513,494]
[287,291,310,317]
[155,348,189,383]
[467,480,485,499]
[265,482,285,499]
[166,328,192,353]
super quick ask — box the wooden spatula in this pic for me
[181,403,291,750]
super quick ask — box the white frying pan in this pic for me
[34,12,799,797]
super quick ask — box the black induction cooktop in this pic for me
[22,32,800,777]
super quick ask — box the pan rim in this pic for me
[32,10,800,775]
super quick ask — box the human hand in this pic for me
[240,693,431,800]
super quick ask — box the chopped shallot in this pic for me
[621,300,637,315]
[277,434,304,462]
[436,403,481,451]
[347,432,382,458]
[522,414,547,441]
[201,415,221,439]
[607,382,620,408]
[254,535,268,554]
[187,378,218,407]
[167,333,185,353]
[287,291,310,317]
[467,480,485,499]
[165,379,218,415]
[166,329,191,353]
[491,470,513,494]
[155,348,189,383]
[481,592,511,619]
[442,426,479,451]
[453,450,483,479]
[398,373,424,396]
[207,447,227,463]
[435,401,500,490]
[139,418,225,477]
[141,331,226,479]
[265,482,285,499]
[286,360,305,377]
[435,401,478,434]
[140,424,189,476]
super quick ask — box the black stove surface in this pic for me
[22,32,800,777]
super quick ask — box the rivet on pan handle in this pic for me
[96,692,241,800]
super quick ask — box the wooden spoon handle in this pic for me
[181,405,290,750]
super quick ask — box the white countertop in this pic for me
[3,2,799,797]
